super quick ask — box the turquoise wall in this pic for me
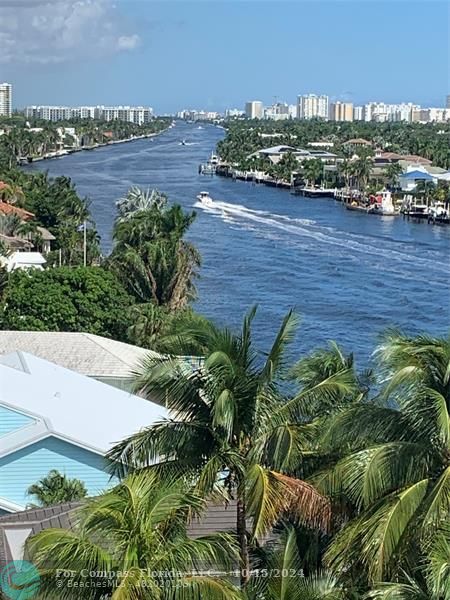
[0,436,117,508]
[0,405,35,437]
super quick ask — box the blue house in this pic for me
[0,351,166,514]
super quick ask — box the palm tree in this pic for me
[116,187,167,221]
[303,159,323,187]
[27,472,241,600]
[351,156,373,192]
[338,159,352,189]
[110,189,200,310]
[317,332,450,586]
[367,522,450,599]
[27,470,87,507]
[385,163,403,189]
[246,527,349,600]
[0,213,22,237]
[108,309,356,587]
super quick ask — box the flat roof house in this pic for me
[0,351,165,514]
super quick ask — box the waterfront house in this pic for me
[0,331,154,392]
[399,168,435,192]
[0,351,165,514]
[249,145,338,165]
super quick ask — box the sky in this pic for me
[1,0,449,112]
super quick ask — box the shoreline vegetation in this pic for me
[25,128,170,162]
[210,118,450,222]
[0,115,172,168]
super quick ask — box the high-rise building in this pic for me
[0,83,12,117]
[245,101,264,119]
[264,102,290,120]
[330,101,353,122]
[363,102,418,123]
[446,95,450,109]
[297,94,329,120]
[353,106,364,121]
[24,105,153,124]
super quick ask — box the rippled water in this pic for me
[27,123,450,365]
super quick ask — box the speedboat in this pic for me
[197,191,214,206]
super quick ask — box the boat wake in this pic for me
[195,199,450,277]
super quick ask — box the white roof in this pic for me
[0,331,154,378]
[7,252,46,265]
[4,252,46,272]
[0,352,166,456]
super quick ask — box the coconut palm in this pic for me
[246,527,349,600]
[0,213,22,237]
[385,163,403,189]
[108,309,356,586]
[317,332,450,586]
[27,472,241,600]
[110,190,200,310]
[27,470,87,507]
[367,522,450,599]
[116,187,168,221]
[351,156,373,191]
[303,159,323,187]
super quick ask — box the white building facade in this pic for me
[297,94,329,120]
[25,105,153,124]
[0,83,12,118]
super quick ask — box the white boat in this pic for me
[199,153,220,175]
[196,191,214,206]
[368,190,397,216]
[428,202,450,224]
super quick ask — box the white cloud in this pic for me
[117,34,140,51]
[0,0,141,64]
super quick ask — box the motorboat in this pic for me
[196,191,214,206]
[428,202,450,224]
[367,191,397,216]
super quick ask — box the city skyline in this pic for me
[1,1,448,112]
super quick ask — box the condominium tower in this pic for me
[245,101,264,119]
[25,105,153,124]
[0,83,12,117]
[330,102,353,122]
[297,94,329,119]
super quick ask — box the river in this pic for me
[27,122,450,365]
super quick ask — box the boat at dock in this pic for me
[295,186,336,198]
[345,201,370,213]
[199,152,220,175]
[367,191,397,216]
[403,202,429,220]
[427,202,450,224]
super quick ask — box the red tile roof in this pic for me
[0,202,35,220]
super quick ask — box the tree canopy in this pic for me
[0,266,133,340]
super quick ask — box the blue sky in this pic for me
[2,0,449,112]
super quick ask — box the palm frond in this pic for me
[246,465,330,539]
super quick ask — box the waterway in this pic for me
[27,122,450,365]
